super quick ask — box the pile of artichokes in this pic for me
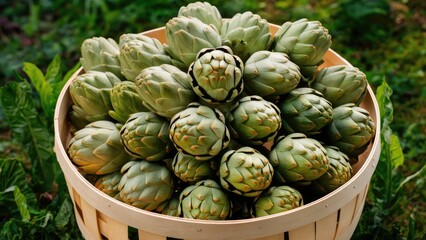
[67,1,375,220]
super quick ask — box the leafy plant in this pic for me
[353,79,426,239]
[0,57,82,239]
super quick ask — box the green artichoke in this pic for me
[323,103,375,163]
[219,147,274,197]
[94,171,122,198]
[269,133,329,184]
[172,152,214,183]
[108,81,149,124]
[310,65,368,106]
[221,11,272,62]
[165,16,221,68]
[273,18,332,78]
[118,33,149,47]
[120,112,173,161]
[68,121,131,175]
[178,1,222,31]
[169,103,230,160]
[311,146,353,195]
[179,180,231,220]
[80,37,123,79]
[253,185,303,217]
[228,95,281,145]
[118,161,174,211]
[188,46,244,103]
[161,194,181,217]
[243,51,301,97]
[135,64,196,119]
[69,108,90,130]
[118,37,174,82]
[70,71,120,122]
[278,87,333,135]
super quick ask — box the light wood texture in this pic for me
[53,24,381,240]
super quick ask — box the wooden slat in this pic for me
[80,197,101,240]
[288,223,315,240]
[315,212,338,240]
[138,229,167,240]
[256,232,284,240]
[335,196,358,238]
[99,212,129,240]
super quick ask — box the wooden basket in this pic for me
[53,24,381,240]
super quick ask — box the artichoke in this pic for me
[253,185,303,217]
[179,180,231,220]
[161,194,181,217]
[311,146,353,195]
[70,71,120,122]
[135,64,196,119]
[119,33,149,47]
[165,16,221,68]
[108,81,149,124]
[269,133,329,185]
[68,121,131,175]
[323,103,375,163]
[188,46,244,103]
[94,171,122,198]
[80,37,123,79]
[172,152,214,183]
[178,1,222,31]
[169,103,230,160]
[228,95,281,145]
[273,18,332,78]
[118,161,174,211]
[118,37,174,82]
[120,112,173,161]
[243,51,301,97]
[219,147,274,197]
[310,65,368,106]
[278,87,333,135]
[221,11,273,62]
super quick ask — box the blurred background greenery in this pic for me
[1,0,425,239]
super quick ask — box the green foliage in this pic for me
[353,79,426,239]
[0,57,82,239]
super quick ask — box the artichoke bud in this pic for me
[69,71,121,123]
[311,65,368,107]
[219,147,274,197]
[135,64,196,119]
[221,11,272,62]
[253,185,303,217]
[118,36,174,82]
[68,120,132,175]
[119,33,150,47]
[172,152,214,183]
[323,103,375,163]
[169,102,230,160]
[94,171,122,198]
[120,112,173,161]
[165,16,222,69]
[118,160,174,211]
[178,1,223,32]
[109,81,149,123]
[278,87,333,136]
[243,51,301,97]
[161,194,181,217]
[273,18,332,79]
[269,133,329,185]
[311,146,353,195]
[80,37,123,79]
[179,180,231,220]
[228,95,282,146]
[188,46,244,103]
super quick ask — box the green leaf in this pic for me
[375,79,394,137]
[45,55,62,84]
[0,158,37,217]
[390,134,404,167]
[13,186,31,222]
[52,62,80,104]
[23,62,54,120]
[0,81,56,190]
[55,197,73,229]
